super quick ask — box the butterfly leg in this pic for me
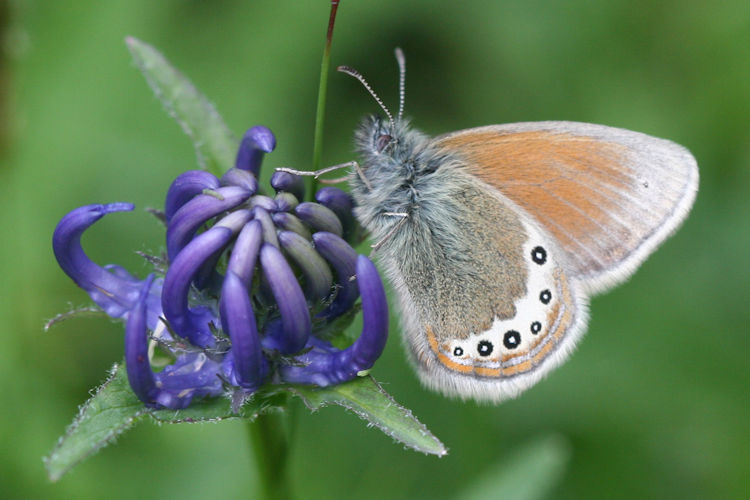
[318,176,348,185]
[276,161,373,191]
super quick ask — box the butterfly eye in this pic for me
[375,134,393,152]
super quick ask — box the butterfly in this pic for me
[339,49,698,402]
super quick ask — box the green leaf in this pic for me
[456,434,571,500]
[45,365,444,481]
[289,376,447,457]
[125,36,237,176]
[44,363,285,481]
[44,364,147,482]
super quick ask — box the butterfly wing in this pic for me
[391,187,591,402]
[433,121,698,293]
[363,151,590,402]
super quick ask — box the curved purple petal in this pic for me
[124,274,158,405]
[253,207,279,248]
[220,271,265,390]
[235,126,276,176]
[226,220,262,284]
[52,203,163,326]
[221,167,259,193]
[315,187,357,239]
[249,195,277,212]
[295,202,343,237]
[278,230,333,302]
[193,209,252,289]
[280,255,388,386]
[312,232,359,318]
[315,187,353,220]
[274,192,299,213]
[162,226,233,347]
[272,212,312,241]
[270,170,305,201]
[259,243,310,354]
[164,170,220,223]
[166,186,250,260]
[338,255,389,370]
[53,203,134,296]
[215,208,253,233]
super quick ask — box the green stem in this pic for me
[310,0,341,198]
[247,411,291,500]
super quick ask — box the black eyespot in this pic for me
[376,134,393,152]
[503,330,521,349]
[477,340,494,357]
[531,246,547,265]
[539,289,552,304]
[531,321,542,334]
[453,346,464,357]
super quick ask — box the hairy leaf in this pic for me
[290,376,447,456]
[44,364,147,481]
[46,364,445,481]
[126,36,237,175]
[45,364,285,481]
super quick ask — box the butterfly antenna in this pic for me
[395,47,406,121]
[338,65,395,128]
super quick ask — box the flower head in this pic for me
[53,126,388,409]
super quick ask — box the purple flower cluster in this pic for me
[53,126,388,410]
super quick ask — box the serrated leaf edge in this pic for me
[44,363,147,481]
[288,377,448,457]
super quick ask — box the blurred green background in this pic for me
[1,1,749,498]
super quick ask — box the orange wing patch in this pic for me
[426,268,575,379]
[438,130,635,275]
[435,125,695,285]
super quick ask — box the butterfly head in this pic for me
[339,48,416,170]
[355,113,413,160]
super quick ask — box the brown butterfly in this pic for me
[342,49,698,402]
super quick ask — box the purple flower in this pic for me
[53,126,389,410]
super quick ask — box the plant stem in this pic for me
[247,411,291,500]
[310,0,341,198]
[247,4,342,498]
